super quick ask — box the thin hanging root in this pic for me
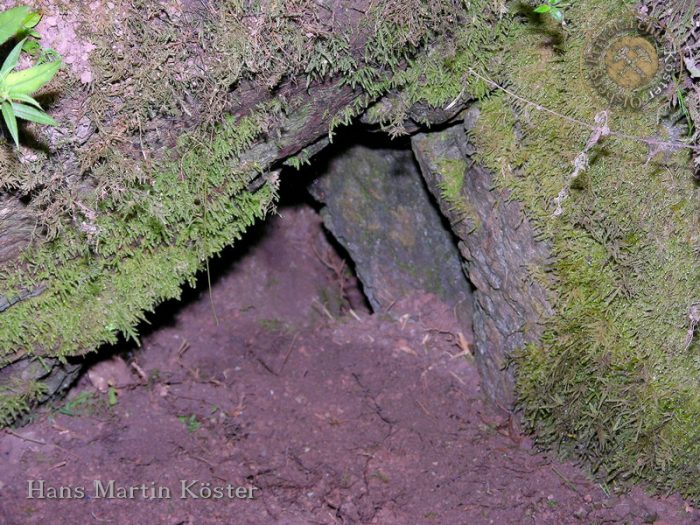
[552,151,589,218]
[553,111,610,218]
[467,68,697,152]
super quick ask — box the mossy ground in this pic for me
[468,0,700,498]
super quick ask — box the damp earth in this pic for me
[0,173,696,524]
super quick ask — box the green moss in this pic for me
[0,106,277,362]
[256,318,288,333]
[285,148,313,170]
[363,1,511,135]
[470,0,700,498]
[436,159,478,226]
[0,380,48,426]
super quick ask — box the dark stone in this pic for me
[309,144,473,327]
[411,112,553,406]
[0,355,81,413]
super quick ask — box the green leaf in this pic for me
[107,387,118,406]
[21,39,40,55]
[11,93,41,108]
[0,6,30,46]
[12,102,57,126]
[5,59,61,96]
[0,38,26,80]
[2,100,19,146]
[22,11,41,30]
[550,8,563,22]
[534,5,552,13]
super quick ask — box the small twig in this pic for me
[449,370,466,386]
[90,512,113,523]
[416,400,433,417]
[3,429,46,445]
[444,87,466,111]
[177,340,191,359]
[456,332,472,356]
[191,455,216,469]
[385,298,399,312]
[279,332,300,373]
[48,461,67,472]
[137,114,147,161]
[130,361,148,383]
[312,298,335,321]
[311,242,350,308]
[553,111,610,217]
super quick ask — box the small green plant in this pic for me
[59,391,95,416]
[0,381,47,424]
[0,6,61,146]
[0,6,37,44]
[107,387,119,407]
[676,85,695,136]
[178,414,201,433]
[534,0,565,24]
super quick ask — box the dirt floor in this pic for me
[0,201,698,525]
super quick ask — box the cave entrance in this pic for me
[294,128,475,332]
[71,124,477,402]
[5,119,683,525]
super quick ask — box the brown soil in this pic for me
[0,203,697,525]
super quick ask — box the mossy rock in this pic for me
[420,0,700,499]
[412,119,553,406]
